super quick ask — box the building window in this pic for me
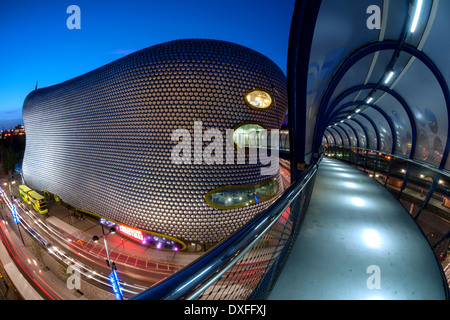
[233,122,266,148]
[205,178,279,210]
[244,88,273,110]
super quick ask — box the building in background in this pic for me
[22,39,287,249]
[1,125,26,175]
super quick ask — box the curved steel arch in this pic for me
[326,128,336,144]
[335,124,353,147]
[324,127,337,145]
[323,84,417,158]
[324,128,336,145]
[330,113,378,150]
[355,113,381,151]
[329,102,396,154]
[287,0,322,177]
[340,122,360,148]
[348,118,369,149]
[312,41,450,169]
[328,126,345,146]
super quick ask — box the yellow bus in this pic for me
[28,191,48,215]
[18,185,32,204]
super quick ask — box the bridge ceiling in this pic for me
[291,0,450,170]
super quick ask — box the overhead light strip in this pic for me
[410,0,423,33]
[384,71,394,84]
[375,0,436,104]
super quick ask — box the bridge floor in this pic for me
[268,157,448,299]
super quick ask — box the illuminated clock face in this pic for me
[244,89,273,110]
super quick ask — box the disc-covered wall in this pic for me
[22,39,287,244]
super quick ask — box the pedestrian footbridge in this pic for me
[133,0,450,300]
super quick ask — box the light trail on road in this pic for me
[0,188,146,299]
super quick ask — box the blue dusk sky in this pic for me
[0,0,295,129]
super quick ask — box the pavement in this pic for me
[44,200,203,268]
[0,176,205,299]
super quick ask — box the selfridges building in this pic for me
[22,39,288,247]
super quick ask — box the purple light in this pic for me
[156,243,161,249]
[174,246,179,251]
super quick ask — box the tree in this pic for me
[3,147,16,173]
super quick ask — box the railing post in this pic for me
[355,148,359,168]
[398,162,411,200]
[384,156,393,187]
[373,152,379,177]
[364,149,369,173]
[433,230,450,249]
[414,172,441,221]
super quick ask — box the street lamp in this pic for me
[92,224,116,267]
[92,225,123,300]
[3,180,15,200]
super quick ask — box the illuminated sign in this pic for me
[99,218,186,251]
[118,225,144,242]
[109,269,123,300]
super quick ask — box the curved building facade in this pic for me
[22,39,287,245]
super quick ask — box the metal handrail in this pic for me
[327,145,450,178]
[133,154,324,300]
